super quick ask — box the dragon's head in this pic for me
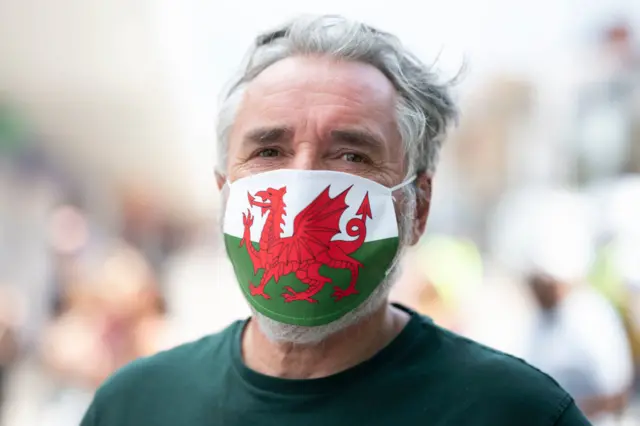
[248,186,286,216]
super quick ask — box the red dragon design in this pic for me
[240,185,372,303]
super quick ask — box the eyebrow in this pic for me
[241,126,386,153]
[330,129,385,152]
[243,126,294,144]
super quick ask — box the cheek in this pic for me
[228,163,257,181]
[393,189,416,218]
[225,135,258,179]
[393,192,417,242]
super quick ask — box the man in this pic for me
[81,15,590,425]
[514,189,633,425]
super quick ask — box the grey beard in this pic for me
[251,189,416,345]
[251,256,405,344]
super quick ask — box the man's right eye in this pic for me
[257,148,280,158]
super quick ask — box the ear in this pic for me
[280,186,287,195]
[410,172,432,246]
[215,171,226,191]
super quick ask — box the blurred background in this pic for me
[1,0,640,425]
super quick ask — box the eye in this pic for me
[342,152,366,163]
[257,148,280,158]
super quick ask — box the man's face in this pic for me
[226,55,404,186]
[220,55,430,243]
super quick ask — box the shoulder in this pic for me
[562,289,630,364]
[97,338,205,394]
[88,321,241,414]
[565,289,622,330]
[419,322,584,424]
[564,289,634,392]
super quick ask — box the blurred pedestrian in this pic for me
[520,190,633,425]
[39,242,166,425]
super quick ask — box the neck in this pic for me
[241,303,410,379]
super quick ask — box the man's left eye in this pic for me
[257,148,280,158]
[342,153,365,163]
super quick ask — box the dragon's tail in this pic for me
[336,217,367,254]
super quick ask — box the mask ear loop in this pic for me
[389,175,417,193]
[384,254,403,278]
[390,175,417,203]
[385,174,418,276]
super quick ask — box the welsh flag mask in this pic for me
[223,169,414,326]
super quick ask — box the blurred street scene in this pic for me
[1,1,640,425]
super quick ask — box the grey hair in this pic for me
[215,14,459,177]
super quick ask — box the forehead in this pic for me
[237,56,398,124]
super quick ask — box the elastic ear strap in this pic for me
[390,175,417,192]
[385,254,402,277]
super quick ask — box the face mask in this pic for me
[223,169,415,326]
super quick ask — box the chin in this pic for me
[252,267,399,345]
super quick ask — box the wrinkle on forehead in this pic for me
[227,55,406,182]
[244,56,398,117]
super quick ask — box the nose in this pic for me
[290,141,323,171]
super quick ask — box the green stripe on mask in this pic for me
[224,234,399,326]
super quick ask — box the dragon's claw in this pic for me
[249,283,271,300]
[242,209,254,227]
[331,286,359,302]
[282,287,318,304]
[249,282,270,299]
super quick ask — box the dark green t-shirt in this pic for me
[81,306,591,426]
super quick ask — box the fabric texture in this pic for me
[223,170,403,326]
